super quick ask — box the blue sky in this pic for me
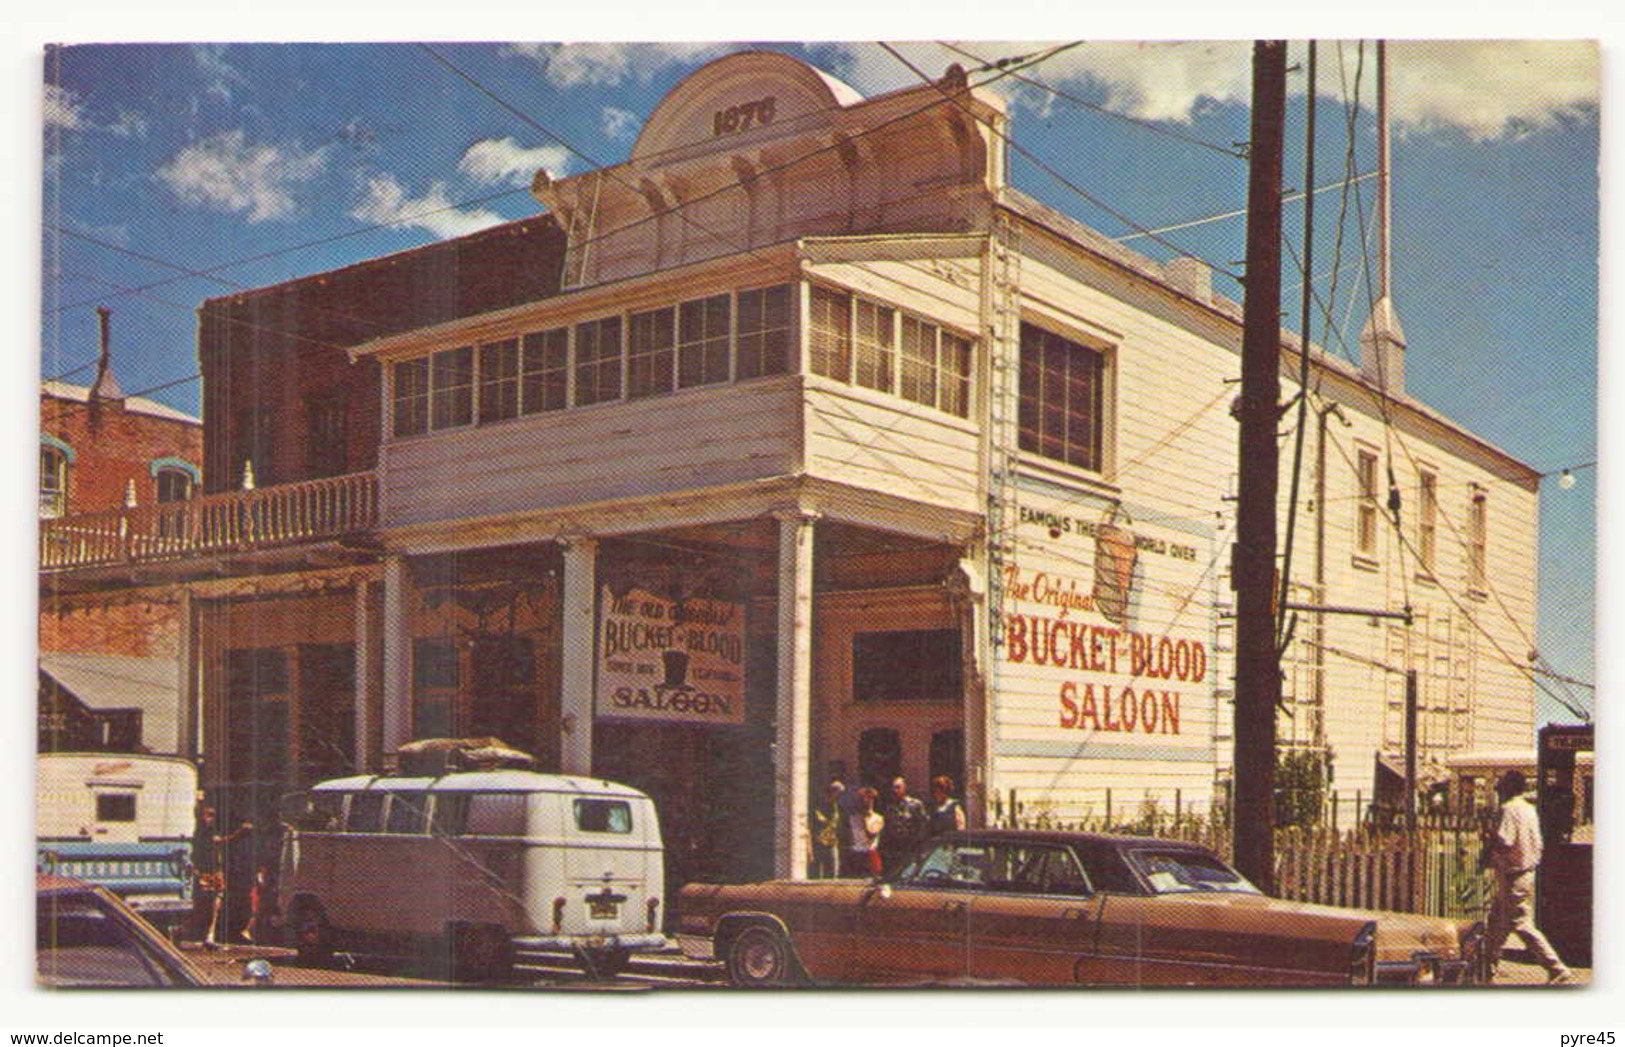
[37,38,1599,723]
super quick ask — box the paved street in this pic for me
[180,942,1587,990]
[179,942,726,990]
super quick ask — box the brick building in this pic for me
[39,311,202,751]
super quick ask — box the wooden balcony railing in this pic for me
[39,471,379,572]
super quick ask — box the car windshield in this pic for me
[1128,850,1260,895]
[37,892,184,987]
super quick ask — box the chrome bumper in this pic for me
[675,933,715,961]
[510,932,667,952]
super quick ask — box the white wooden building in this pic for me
[41,50,1538,886]
[341,51,1539,878]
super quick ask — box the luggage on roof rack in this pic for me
[394,737,537,775]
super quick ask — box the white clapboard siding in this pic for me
[803,381,981,515]
[381,378,803,528]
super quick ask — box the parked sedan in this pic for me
[37,873,210,988]
[677,830,1485,988]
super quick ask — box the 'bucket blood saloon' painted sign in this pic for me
[598,586,745,725]
[1003,495,1214,746]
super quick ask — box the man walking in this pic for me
[1482,770,1572,983]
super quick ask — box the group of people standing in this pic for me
[812,774,966,879]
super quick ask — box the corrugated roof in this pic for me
[39,653,181,754]
[40,381,200,426]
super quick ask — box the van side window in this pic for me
[385,793,429,834]
[575,799,633,834]
[347,793,385,833]
[464,794,526,836]
[95,794,136,822]
[431,794,468,836]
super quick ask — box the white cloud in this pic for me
[456,137,572,187]
[1381,41,1599,141]
[601,106,640,141]
[156,130,327,222]
[108,110,149,139]
[504,41,734,88]
[192,44,247,101]
[823,40,1598,139]
[44,84,85,130]
[350,174,508,240]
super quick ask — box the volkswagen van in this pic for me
[278,767,666,981]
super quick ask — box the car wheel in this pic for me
[287,899,332,966]
[578,946,631,981]
[448,923,513,984]
[725,925,802,988]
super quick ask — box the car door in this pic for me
[965,842,1103,985]
[845,838,981,984]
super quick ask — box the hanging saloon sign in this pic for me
[598,586,746,725]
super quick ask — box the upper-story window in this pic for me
[392,347,472,437]
[389,284,795,436]
[154,466,194,503]
[735,284,793,380]
[574,316,624,406]
[40,440,71,518]
[809,284,972,419]
[1468,486,1488,592]
[1355,448,1380,559]
[1417,468,1438,573]
[1019,322,1107,471]
[678,294,732,389]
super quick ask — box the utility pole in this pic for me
[1232,40,1288,893]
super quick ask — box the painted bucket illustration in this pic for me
[1092,520,1137,626]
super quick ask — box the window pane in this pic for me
[854,301,894,393]
[431,346,474,429]
[465,793,527,836]
[574,798,633,833]
[676,293,732,388]
[940,333,972,417]
[899,316,936,407]
[575,317,622,406]
[809,286,852,381]
[478,339,520,424]
[521,328,570,413]
[628,307,676,399]
[1018,324,1105,471]
[94,794,136,822]
[393,359,430,437]
[155,469,193,503]
[737,285,792,379]
[385,792,429,834]
[347,793,385,833]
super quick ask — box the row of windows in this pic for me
[392,285,794,437]
[1355,450,1488,590]
[39,444,197,519]
[388,286,1116,484]
[297,790,633,837]
[808,285,973,417]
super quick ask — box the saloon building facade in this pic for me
[39,51,1540,886]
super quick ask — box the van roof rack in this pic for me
[393,737,538,776]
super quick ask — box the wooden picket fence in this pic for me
[999,803,1490,920]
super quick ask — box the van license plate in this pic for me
[585,888,628,920]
